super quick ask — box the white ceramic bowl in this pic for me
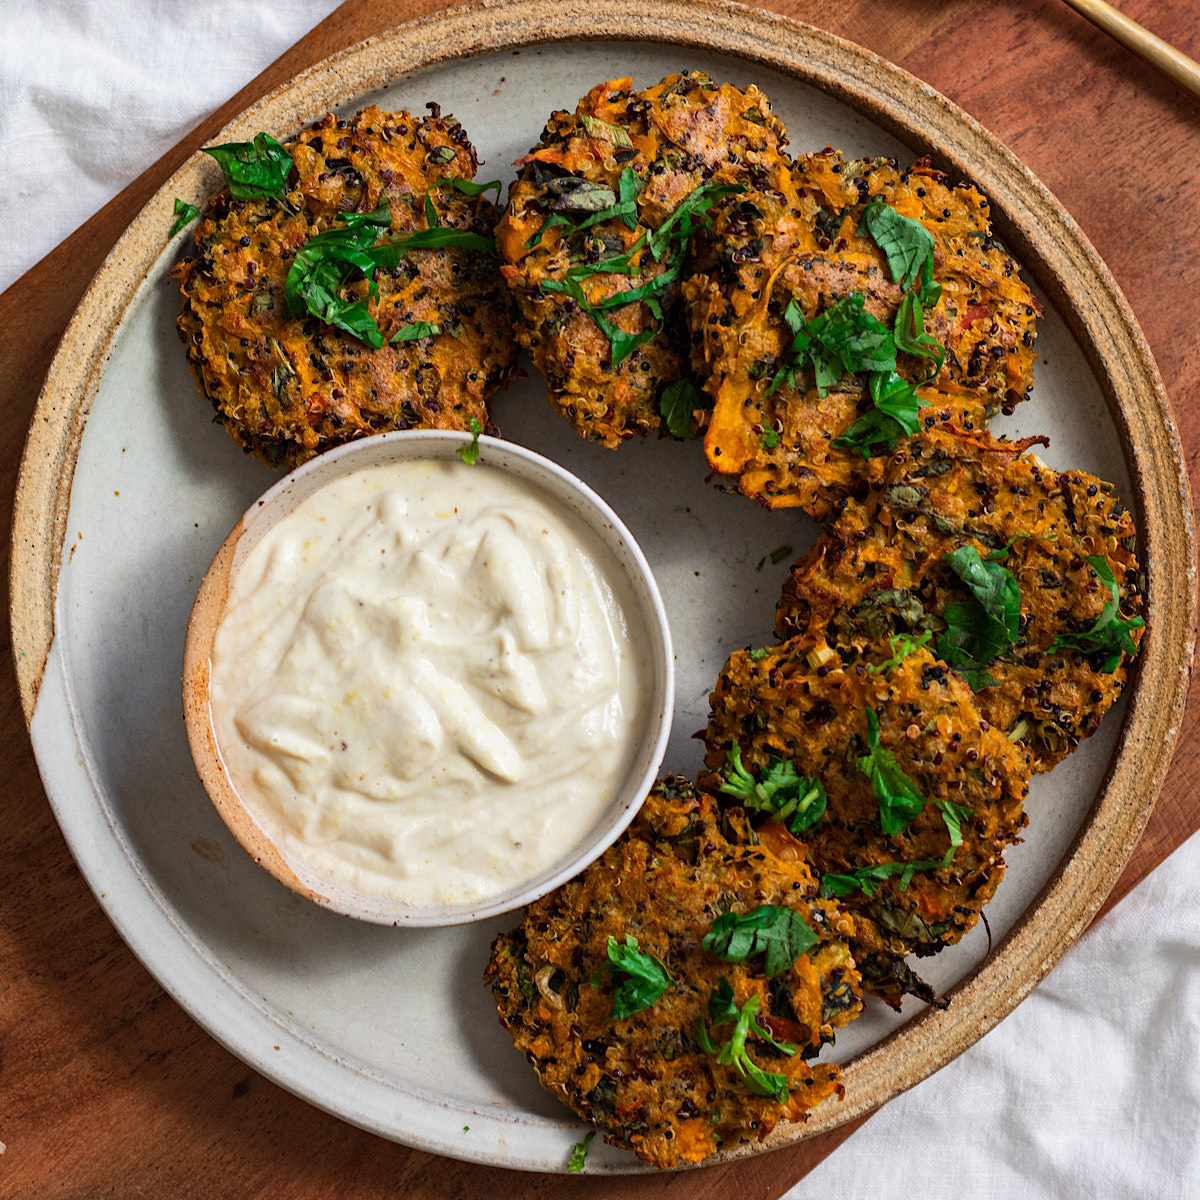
[182,430,674,926]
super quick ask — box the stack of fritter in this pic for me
[175,105,516,468]
[485,73,1144,1171]
[496,72,792,444]
[701,637,1032,1008]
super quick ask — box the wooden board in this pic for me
[1,0,1197,1195]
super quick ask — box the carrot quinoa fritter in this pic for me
[486,778,862,1169]
[702,638,1031,1009]
[683,149,1041,517]
[775,425,1145,771]
[495,72,792,446]
[174,105,516,468]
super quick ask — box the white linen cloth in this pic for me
[2,3,1196,1195]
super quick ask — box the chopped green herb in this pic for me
[457,416,483,465]
[857,708,927,835]
[567,1130,595,1173]
[859,199,936,290]
[536,179,740,363]
[581,113,634,147]
[524,167,642,248]
[831,369,929,457]
[895,286,944,379]
[395,226,496,254]
[170,198,200,237]
[202,132,292,201]
[868,629,932,674]
[819,857,944,898]
[986,529,1055,562]
[769,544,793,566]
[427,145,456,165]
[435,176,503,201]
[283,204,398,347]
[1047,555,1144,671]
[591,935,672,1020]
[760,426,781,449]
[766,293,896,398]
[660,378,703,439]
[696,979,795,1103]
[390,321,441,342]
[702,905,818,977]
[719,743,827,834]
[935,546,1020,690]
[755,557,766,572]
[748,646,771,661]
[935,799,974,866]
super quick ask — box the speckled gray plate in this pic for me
[10,0,1194,1175]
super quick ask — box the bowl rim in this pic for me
[181,428,676,927]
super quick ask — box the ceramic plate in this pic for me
[10,0,1194,1175]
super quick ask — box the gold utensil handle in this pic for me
[1059,0,1200,102]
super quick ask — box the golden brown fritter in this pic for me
[174,105,516,469]
[485,778,862,1169]
[702,638,1031,1009]
[495,72,792,446]
[775,425,1145,771]
[684,150,1041,517]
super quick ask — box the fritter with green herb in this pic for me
[775,425,1145,770]
[485,777,862,1169]
[684,149,1040,517]
[702,637,1032,1008]
[495,72,792,446]
[174,105,516,468]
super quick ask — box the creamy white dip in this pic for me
[209,457,650,908]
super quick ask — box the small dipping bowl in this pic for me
[183,430,674,926]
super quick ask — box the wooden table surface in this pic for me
[2,1,1198,1196]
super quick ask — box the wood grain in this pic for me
[2,1,1197,1197]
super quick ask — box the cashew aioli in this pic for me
[208,458,650,907]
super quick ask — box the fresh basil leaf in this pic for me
[395,226,496,254]
[698,981,795,1103]
[766,293,897,398]
[171,198,200,237]
[660,378,703,438]
[945,545,1021,633]
[935,799,974,866]
[859,199,936,290]
[895,290,945,378]
[868,629,932,674]
[934,546,1020,689]
[424,191,439,228]
[567,1131,595,1174]
[581,113,634,148]
[391,321,441,342]
[1047,555,1144,671]
[857,708,927,835]
[591,934,672,1020]
[203,132,292,201]
[456,416,483,465]
[283,204,400,347]
[435,176,503,201]
[819,857,944,899]
[718,743,827,834]
[832,370,929,457]
[702,905,818,977]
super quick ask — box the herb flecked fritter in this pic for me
[496,72,792,446]
[775,425,1145,770]
[485,778,862,1168]
[702,639,1031,1009]
[174,105,516,468]
[684,150,1040,517]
